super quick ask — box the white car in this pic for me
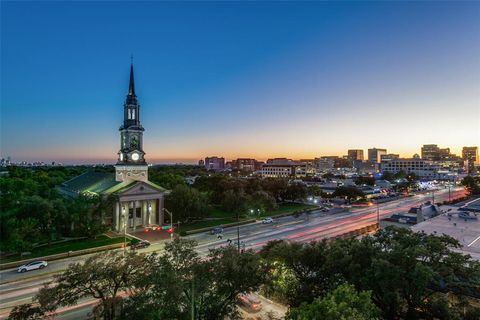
[17,260,48,273]
[262,217,274,224]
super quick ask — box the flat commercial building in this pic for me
[380,158,440,179]
[381,154,399,162]
[261,160,306,178]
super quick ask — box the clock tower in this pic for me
[115,63,148,182]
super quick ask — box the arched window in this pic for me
[132,109,135,120]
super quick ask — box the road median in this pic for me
[0,243,124,271]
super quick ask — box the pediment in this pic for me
[117,181,164,196]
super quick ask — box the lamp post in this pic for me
[163,208,174,241]
[122,205,127,255]
[237,226,240,253]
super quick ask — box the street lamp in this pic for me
[122,206,127,254]
[369,201,380,227]
[163,208,174,241]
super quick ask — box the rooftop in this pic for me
[411,203,480,259]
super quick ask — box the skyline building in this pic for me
[347,149,364,162]
[368,148,387,163]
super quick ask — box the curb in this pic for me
[0,243,125,271]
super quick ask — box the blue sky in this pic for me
[1,1,479,164]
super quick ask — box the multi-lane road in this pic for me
[0,187,467,319]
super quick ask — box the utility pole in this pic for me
[237,226,240,252]
[191,276,195,320]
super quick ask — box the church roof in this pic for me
[59,171,121,196]
[58,171,168,197]
[103,179,168,195]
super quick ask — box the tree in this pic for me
[356,227,480,320]
[260,240,339,307]
[148,171,186,190]
[123,239,265,320]
[332,186,365,202]
[17,251,151,320]
[165,185,209,222]
[221,189,248,217]
[262,178,288,202]
[462,176,480,195]
[286,283,380,320]
[247,190,278,214]
[283,183,308,202]
[261,228,480,320]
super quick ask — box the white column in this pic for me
[133,201,137,230]
[142,201,147,226]
[115,202,120,231]
[160,198,163,226]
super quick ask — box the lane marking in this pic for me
[467,234,480,247]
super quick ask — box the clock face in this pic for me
[131,153,140,161]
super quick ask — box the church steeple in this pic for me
[128,63,135,96]
[116,61,147,180]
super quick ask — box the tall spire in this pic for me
[128,60,136,96]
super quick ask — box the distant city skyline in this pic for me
[1,2,479,164]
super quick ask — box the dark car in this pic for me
[130,240,150,250]
[211,227,223,235]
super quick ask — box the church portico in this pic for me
[115,192,165,232]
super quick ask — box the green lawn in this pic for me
[209,207,238,219]
[1,235,128,264]
[260,203,316,217]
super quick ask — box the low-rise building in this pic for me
[353,160,378,174]
[204,156,225,171]
[231,158,258,172]
[380,154,399,162]
[380,158,441,179]
[261,159,306,178]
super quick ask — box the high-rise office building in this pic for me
[368,148,387,163]
[347,149,364,161]
[462,146,479,173]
